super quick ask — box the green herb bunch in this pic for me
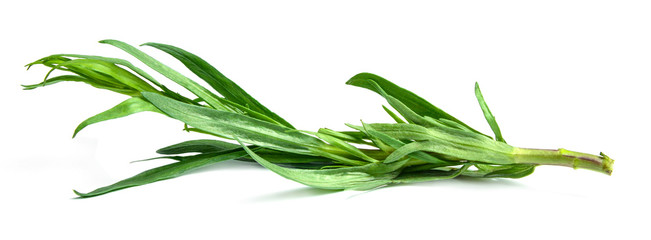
[24,40,614,198]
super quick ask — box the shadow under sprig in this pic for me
[246,187,339,203]
[246,176,531,202]
[393,176,529,190]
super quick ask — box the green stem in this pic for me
[513,148,614,175]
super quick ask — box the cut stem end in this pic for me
[513,148,614,175]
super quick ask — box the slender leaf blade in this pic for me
[99,39,229,111]
[347,72,479,132]
[156,139,332,164]
[24,68,140,96]
[73,148,249,198]
[73,97,163,137]
[61,58,159,93]
[142,92,323,154]
[475,164,535,178]
[367,123,513,154]
[308,148,368,166]
[53,54,165,88]
[315,132,378,163]
[365,128,453,166]
[22,75,103,90]
[384,139,514,165]
[391,165,470,184]
[142,42,295,129]
[346,123,393,152]
[53,54,194,104]
[238,140,404,190]
[382,105,406,123]
[475,82,506,143]
[156,139,241,155]
[317,128,370,145]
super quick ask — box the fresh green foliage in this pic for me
[24,40,615,198]
[73,97,162,138]
[142,92,323,154]
[141,42,295,129]
[347,73,480,133]
[74,148,251,198]
[474,82,506,143]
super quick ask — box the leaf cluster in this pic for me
[25,40,609,198]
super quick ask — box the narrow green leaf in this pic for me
[346,123,393,152]
[367,123,513,154]
[253,150,334,164]
[365,128,453,166]
[142,92,323,154]
[181,125,232,139]
[27,54,196,104]
[308,148,368,166]
[362,79,429,125]
[28,54,165,89]
[346,72,480,133]
[21,74,134,94]
[238,139,405,190]
[384,139,513,165]
[26,55,70,69]
[391,165,470,184]
[336,130,370,140]
[359,78,494,140]
[365,123,437,141]
[53,54,165,88]
[317,128,371,145]
[99,39,230,111]
[153,140,333,165]
[52,54,195,104]
[142,42,295,129]
[475,82,506,143]
[73,97,163,138]
[382,105,406,123]
[315,132,378,163]
[134,150,246,163]
[156,139,240,155]
[59,58,158,93]
[218,97,289,127]
[24,63,142,96]
[73,148,250,198]
[400,163,464,173]
[475,164,535,178]
[436,118,473,132]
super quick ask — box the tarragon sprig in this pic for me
[24,40,614,198]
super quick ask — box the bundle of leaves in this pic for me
[24,40,614,198]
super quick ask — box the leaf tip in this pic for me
[72,189,88,198]
[345,72,375,85]
[72,125,84,139]
[98,39,125,46]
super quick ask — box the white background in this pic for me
[1,0,649,239]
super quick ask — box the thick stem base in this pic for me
[513,148,614,175]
